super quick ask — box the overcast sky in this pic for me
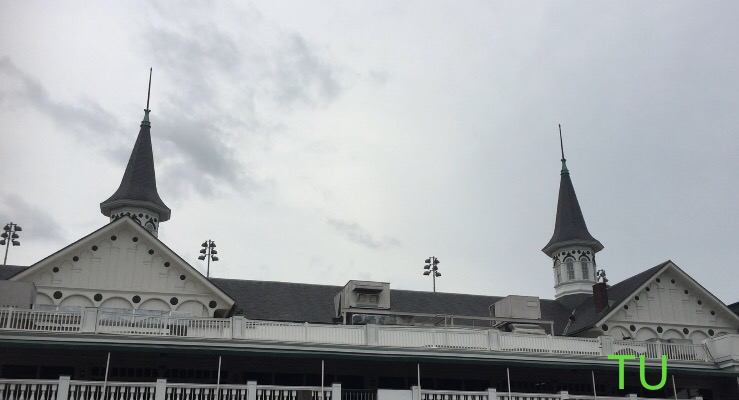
[1,1,738,304]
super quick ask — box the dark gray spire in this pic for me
[542,127,602,256]
[100,69,170,222]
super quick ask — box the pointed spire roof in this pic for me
[542,126,602,256]
[100,69,170,221]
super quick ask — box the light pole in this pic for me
[198,240,219,277]
[1,222,22,266]
[423,256,441,292]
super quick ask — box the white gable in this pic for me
[11,218,234,317]
[597,262,739,343]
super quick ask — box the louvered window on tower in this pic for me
[581,262,590,280]
[567,262,575,280]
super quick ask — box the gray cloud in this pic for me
[156,116,256,198]
[327,217,401,250]
[138,12,345,198]
[0,57,122,143]
[0,195,66,244]
[270,33,341,107]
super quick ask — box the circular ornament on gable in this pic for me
[73,256,79,262]
[170,297,178,305]
[683,328,689,334]
[132,295,141,304]
[164,262,170,268]
[180,275,186,280]
[92,246,98,251]
[708,329,715,336]
[209,301,217,309]
[630,325,636,332]
[53,267,59,273]
[111,236,117,241]
[148,250,154,255]
[94,293,103,302]
[601,324,609,331]
[53,291,63,299]
[132,237,139,242]
[657,326,663,333]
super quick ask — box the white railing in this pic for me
[96,312,232,339]
[421,389,487,400]
[0,379,59,400]
[377,327,488,350]
[255,386,331,400]
[0,308,722,365]
[497,394,559,400]
[165,383,248,400]
[613,340,711,362]
[68,381,156,400]
[0,309,81,333]
[243,321,364,346]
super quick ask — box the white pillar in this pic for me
[626,395,637,399]
[81,308,98,333]
[413,387,423,400]
[486,388,497,400]
[599,335,614,356]
[231,316,244,339]
[247,381,257,400]
[487,330,499,351]
[558,391,569,400]
[331,383,341,400]
[366,324,379,346]
[57,376,71,400]
[155,379,167,400]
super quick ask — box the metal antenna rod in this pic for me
[146,68,152,111]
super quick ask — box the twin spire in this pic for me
[542,125,602,257]
[100,69,170,235]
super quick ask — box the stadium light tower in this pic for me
[422,256,441,292]
[1,222,22,266]
[198,240,219,277]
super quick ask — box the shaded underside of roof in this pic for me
[565,261,669,335]
[209,278,574,335]
[100,123,170,221]
[542,172,603,255]
[0,265,28,280]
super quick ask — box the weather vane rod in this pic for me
[146,68,152,111]
[559,123,565,161]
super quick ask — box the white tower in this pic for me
[542,127,603,299]
[100,70,170,237]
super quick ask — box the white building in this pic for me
[1,94,738,400]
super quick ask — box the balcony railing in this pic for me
[0,308,725,365]
[0,379,705,400]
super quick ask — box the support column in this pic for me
[57,376,71,400]
[558,391,568,399]
[366,324,379,346]
[411,386,419,400]
[154,379,167,400]
[599,335,614,356]
[331,383,341,400]
[232,316,244,339]
[486,388,497,400]
[247,381,257,400]
[487,330,500,351]
[81,308,98,333]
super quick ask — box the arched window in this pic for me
[581,262,590,280]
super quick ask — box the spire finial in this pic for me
[559,124,568,175]
[142,68,152,127]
